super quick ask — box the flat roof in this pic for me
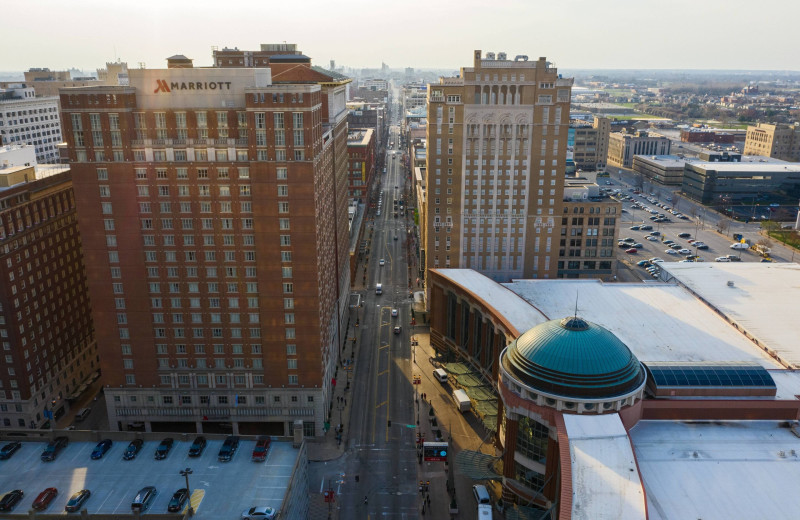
[633,155,687,168]
[0,437,299,518]
[690,162,800,173]
[661,263,800,368]
[434,269,547,335]
[563,414,646,520]
[630,420,800,520]
[504,280,781,368]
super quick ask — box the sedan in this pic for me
[695,243,709,250]
[0,490,23,512]
[679,249,692,255]
[663,240,675,245]
[393,326,401,335]
[91,439,113,460]
[168,488,189,512]
[65,489,91,513]
[625,248,638,254]
[632,243,644,249]
[188,436,207,457]
[646,236,659,241]
[670,244,682,250]
[678,232,691,238]
[32,487,58,511]
[242,506,278,520]
[629,225,641,231]
[0,441,21,460]
[391,308,398,317]
[665,249,678,255]
[154,438,174,460]
[649,258,664,263]
[379,259,385,266]
[123,439,143,460]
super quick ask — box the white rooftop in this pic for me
[563,414,646,520]
[503,279,781,368]
[630,420,800,520]
[434,269,547,334]
[662,263,800,368]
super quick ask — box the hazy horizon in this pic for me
[4,0,800,72]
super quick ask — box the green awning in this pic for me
[454,450,503,480]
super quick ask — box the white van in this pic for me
[433,368,448,384]
[730,242,749,250]
[478,503,493,519]
[453,389,471,412]
[375,283,383,295]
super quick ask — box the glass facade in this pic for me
[516,415,549,465]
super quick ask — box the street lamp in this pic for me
[180,468,194,515]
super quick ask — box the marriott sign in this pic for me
[154,79,233,93]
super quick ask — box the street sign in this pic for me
[413,375,421,384]
[323,490,335,503]
[423,441,448,462]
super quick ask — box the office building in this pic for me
[213,43,303,68]
[682,156,800,203]
[631,154,687,185]
[423,50,573,287]
[60,51,352,435]
[347,101,386,148]
[0,162,96,430]
[743,123,800,162]
[569,116,610,171]
[680,128,735,144]
[606,130,671,169]
[346,128,375,200]
[0,85,62,163]
[428,264,800,519]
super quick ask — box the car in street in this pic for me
[0,441,21,460]
[242,506,278,520]
[65,489,91,513]
[188,436,207,457]
[679,249,692,255]
[678,232,691,238]
[393,326,401,335]
[123,439,143,460]
[154,438,174,460]
[391,308,398,317]
[0,490,23,512]
[715,256,731,262]
[32,487,58,511]
[665,249,678,255]
[625,248,638,254]
[168,488,189,512]
[218,436,240,462]
[251,437,271,462]
[379,259,385,266]
[91,439,113,460]
[41,436,69,462]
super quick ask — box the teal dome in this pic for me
[502,317,645,399]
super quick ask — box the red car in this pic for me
[32,488,58,511]
[625,248,638,254]
[251,437,271,462]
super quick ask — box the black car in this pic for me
[65,489,91,512]
[154,438,174,460]
[91,439,113,460]
[0,441,21,460]
[217,436,239,462]
[678,232,692,238]
[41,436,69,462]
[0,490,23,512]
[188,436,206,457]
[167,488,189,512]
[123,439,143,460]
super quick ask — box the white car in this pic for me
[242,506,277,520]
[665,249,678,255]
[649,257,664,263]
[646,236,659,241]
[715,256,731,262]
[391,308,398,317]
[679,249,691,255]
[379,259,385,266]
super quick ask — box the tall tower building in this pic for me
[60,53,351,436]
[423,51,573,285]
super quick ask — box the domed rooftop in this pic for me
[502,317,645,399]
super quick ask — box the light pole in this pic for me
[180,468,193,515]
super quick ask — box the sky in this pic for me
[4,0,799,73]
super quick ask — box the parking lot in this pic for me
[0,437,296,517]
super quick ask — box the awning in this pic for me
[454,449,503,481]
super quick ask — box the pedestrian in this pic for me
[344,398,347,406]
[364,495,368,505]
[427,494,431,506]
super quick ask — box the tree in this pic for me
[717,218,731,236]
[671,193,682,212]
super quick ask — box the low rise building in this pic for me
[682,156,800,203]
[607,130,671,169]
[632,154,687,185]
[680,128,735,144]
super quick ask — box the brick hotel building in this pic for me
[60,54,351,435]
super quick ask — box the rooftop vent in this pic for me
[727,281,735,287]
[498,52,508,60]
[485,52,496,60]
[515,55,529,61]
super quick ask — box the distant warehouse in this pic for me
[682,157,800,203]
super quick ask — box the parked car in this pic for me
[665,249,678,255]
[715,256,731,262]
[649,258,664,263]
[0,441,21,460]
[154,438,174,460]
[131,486,157,512]
[625,248,638,254]
[663,240,674,245]
[679,249,692,255]
[252,437,271,462]
[629,225,641,230]
[65,490,91,512]
[242,506,278,520]
[218,436,240,462]
[32,487,58,511]
[678,232,691,238]
[188,436,207,457]
[640,225,653,231]
[730,242,749,250]
[123,439,143,460]
[0,490,23,512]
[727,255,742,262]
[632,243,644,249]
[91,439,113,460]
[168,488,189,512]
[41,436,69,462]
